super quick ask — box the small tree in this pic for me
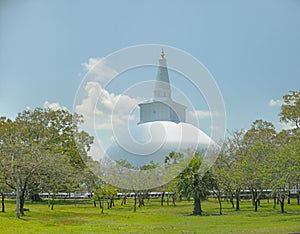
[93,184,117,214]
[177,152,213,215]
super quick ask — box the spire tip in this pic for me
[161,49,165,59]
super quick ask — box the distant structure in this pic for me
[138,50,186,124]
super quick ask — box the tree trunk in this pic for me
[172,194,176,206]
[16,177,20,219]
[280,201,284,213]
[98,198,102,209]
[111,196,114,207]
[287,191,291,204]
[133,193,137,212]
[273,196,276,208]
[280,195,285,213]
[297,191,300,205]
[51,196,55,210]
[101,198,104,214]
[1,191,5,212]
[19,180,27,215]
[251,189,256,207]
[235,190,240,211]
[48,193,50,207]
[217,194,222,215]
[108,196,114,209]
[161,192,165,206]
[193,194,202,215]
[236,198,240,211]
[254,200,258,212]
[251,189,259,212]
[230,194,234,208]
[20,196,25,215]
[138,194,144,207]
[121,195,127,205]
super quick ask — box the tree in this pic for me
[0,118,9,212]
[279,90,300,208]
[79,165,101,207]
[0,108,93,218]
[280,91,300,129]
[269,130,300,213]
[214,131,246,211]
[0,117,32,218]
[241,120,276,212]
[177,152,214,215]
[0,167,10,212]
[212,151,232,215]
[93,184,117,214]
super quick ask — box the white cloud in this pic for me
[269,99,283,107]
[81,57,102,71]
[75,81,141,131]
[81,58,117,86]
[77,59,146,152]
[43,101,68,111]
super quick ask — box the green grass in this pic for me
[0,198,299,233]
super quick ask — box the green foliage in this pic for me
[175,152,214,215]
[140,160,159,170]
[177,153,212,199]
[280,90,300,129]
[93,184,117,200]
[0,108,94,216]
[212,114,300,212]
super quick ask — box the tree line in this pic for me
[0,91,299,217]
[164,91,300,215]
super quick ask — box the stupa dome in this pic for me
[106,121,215,166]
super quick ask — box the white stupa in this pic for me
[106,50,215,166]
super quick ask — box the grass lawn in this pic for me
[0,198,299,233]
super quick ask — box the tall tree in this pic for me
[0,108,93,218]
[214,131,246,211]
[241,120,276,212]
[280,91,300,129]
[269,130,300,213]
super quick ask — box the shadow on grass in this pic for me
[183,212,224,217]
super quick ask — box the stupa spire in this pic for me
[161,48,165,59]
[138,50,186,124]
[154,49,171,100]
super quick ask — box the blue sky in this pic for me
[1,0,299,133]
